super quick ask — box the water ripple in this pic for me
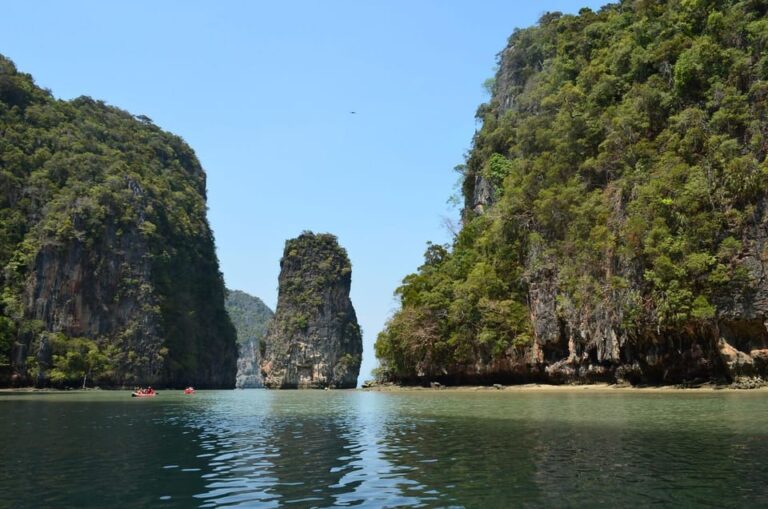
[2,390,768,507]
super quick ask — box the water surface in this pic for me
[1,389,767,508]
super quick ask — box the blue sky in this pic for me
[2,0,607,382]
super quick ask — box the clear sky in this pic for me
[2,0,607,382]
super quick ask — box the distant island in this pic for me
[226,289,273,388]
[375,1,768,387]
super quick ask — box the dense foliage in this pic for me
[278,232,354,333]
[45,335,117,388]
[0,55,236,386]
[225,289,273,352]
[376,0,768,381]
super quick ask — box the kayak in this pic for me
[131,392,157,398]
[183,388,195,394]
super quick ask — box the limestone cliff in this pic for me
[225,289,273,388]
[0,55,237,388]
[375,1,768,386]
[261,232,362,389]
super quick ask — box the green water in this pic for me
[1,389,767,508]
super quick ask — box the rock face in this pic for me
[0,55,237,388]
[375,2,768,386]
[261,232,362,389]
[225,289,274,388]
[237,340,263,389]
[471,6,768,386]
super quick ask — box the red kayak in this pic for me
[132,391,157,398]
[184,387,195,395]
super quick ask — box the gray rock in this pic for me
[472,175,495,214]
[236,340,264,389]
[261,232,362,389]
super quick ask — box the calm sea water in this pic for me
[1,389,767,508]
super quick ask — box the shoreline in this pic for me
[361,382,768,393]
[2,382,768,393]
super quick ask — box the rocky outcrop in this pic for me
[516,199,768,386]
[464,6,768,386]
[424,201,768,387]
[23,222,165,385]
[225,289,273,388]
[471,175,494,215]
[261,232,362,389]
[0,55,237,388]
[375,2,768,387]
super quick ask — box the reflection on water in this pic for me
[1,390,768,508]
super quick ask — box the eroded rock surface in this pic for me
[261,232,362,389]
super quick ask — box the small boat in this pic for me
[183,387,195,395]
[132,388,157,398]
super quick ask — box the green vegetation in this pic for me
[333,353,361,381]
[47,334,117,388]
[225,289,273,350]
[279,232,353,331]
[376,0,768,382]
[0,54,236,386]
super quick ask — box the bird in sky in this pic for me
[349,111,356,114]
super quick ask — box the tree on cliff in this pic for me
[46,336,117,389]
[376,0,768,384]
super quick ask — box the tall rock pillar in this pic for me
[261,232,362,388]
